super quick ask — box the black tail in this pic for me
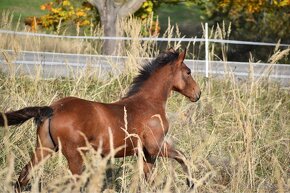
[0,106,53,126]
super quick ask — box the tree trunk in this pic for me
[88,0,145,55]
[98,3,118,55]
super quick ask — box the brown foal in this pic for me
[0,48,201,192]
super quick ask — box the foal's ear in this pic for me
[168,47,175,53]
[177,48,187,63]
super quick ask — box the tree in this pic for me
[27,0,154,55]
[27,0,190,55]
[87,0,146,55]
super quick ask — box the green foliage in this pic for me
[134,0,154,20]
[195,0,290,62]
[200,0,290,41]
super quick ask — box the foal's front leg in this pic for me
[144,140,194,189]
[142,148,155,182]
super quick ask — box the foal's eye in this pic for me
[186,70,191,75]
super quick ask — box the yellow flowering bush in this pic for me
[25,0,97,32]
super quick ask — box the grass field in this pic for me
[0,53,289,193]
[0,11,289,193]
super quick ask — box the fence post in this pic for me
[205,23,209,78]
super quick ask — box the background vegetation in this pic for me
[195,0,290,62]
[1,0,289,61]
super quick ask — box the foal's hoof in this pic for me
[186,179,194,189]
[14,182,21,193]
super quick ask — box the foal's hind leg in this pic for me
[61,143,84,191]
[62,145,84,176]
[144,140,194,189]
[16,121,55,192]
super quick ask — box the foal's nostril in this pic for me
[195,91,201,101]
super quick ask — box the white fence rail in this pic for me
[0,50,289,87]
[0,29,289,87]
[1,29,290,47]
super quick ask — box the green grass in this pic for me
[0,0,47,24]
[157,2,203,36]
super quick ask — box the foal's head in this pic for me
[171,48,201,102]
[125,48,201,102]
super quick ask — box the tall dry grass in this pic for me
[0,13,289,193]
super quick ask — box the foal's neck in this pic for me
[136,66,173,105]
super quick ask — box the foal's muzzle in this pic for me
[191,91,201,102]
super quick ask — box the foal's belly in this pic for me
[89,129,139,158]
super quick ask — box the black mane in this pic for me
[125,50,179,98]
